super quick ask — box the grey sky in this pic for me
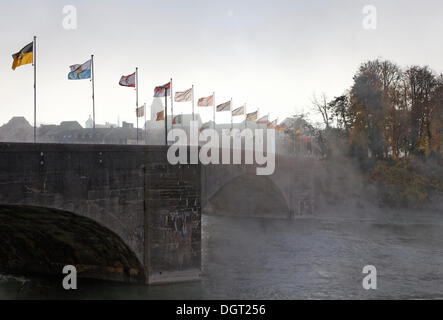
[1,0,443,127]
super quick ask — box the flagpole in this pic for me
[213,92,216,131]
[33,36,37,143]
[257,108,260,133]
[230,98,233,130]
[144,103,147,145]
[91,54,96,141]
[192,85,195,122]
[164,90,168,146]
[136,67,139,144]
[244,103,247,130]
[170,78,173,129]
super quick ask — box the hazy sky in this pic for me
[1,0,443,127]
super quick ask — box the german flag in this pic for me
[12,41,33,70]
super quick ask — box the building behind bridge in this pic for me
[0,114,317,156]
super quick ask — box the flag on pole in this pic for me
[257,115,269,124]
[172,115,182,125]
[175,88,192,102]
[232,105,245,116]
[119,72,136,87]
[156,110,165,121]
[216,100,231,112]
[68,59,92,80]
[246,111,258,121]
[154,82,171,97]
[11,41,33,70]
[267,119,277,128]
[198,95,214,107]
[136,105,144,118]
[200,122,211,132]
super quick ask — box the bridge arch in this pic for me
[0,205,145,283]
[203,173,291,219]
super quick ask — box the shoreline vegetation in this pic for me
[296,59,443,209]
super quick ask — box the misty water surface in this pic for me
[1,211,443,299]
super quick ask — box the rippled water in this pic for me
[1,211,443,299]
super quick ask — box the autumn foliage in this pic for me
[315,59,443,207]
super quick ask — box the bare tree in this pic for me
[312,93,333,129]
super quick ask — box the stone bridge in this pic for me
[0,143,315,284]
[0,143,201,284]
[201,150,315,219]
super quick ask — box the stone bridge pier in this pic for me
[0,143,201,284]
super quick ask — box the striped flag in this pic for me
[119,72,136,87]
[154,82,171,97]
[136,105,144,118]
[232,105,245,116]
[267,119,277,128]
[156,110,165,121]
[198,95,214,107]
[175,88,192,102]
[246,111,258,121]
[216,100,231,112]
[257,115,269,125]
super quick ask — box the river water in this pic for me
[1,211,443,300]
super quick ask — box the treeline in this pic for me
[311,59,443,207]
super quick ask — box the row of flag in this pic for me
[11,40,288,136]
[153,89,287,131]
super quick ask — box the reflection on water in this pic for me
[1,212,443,299]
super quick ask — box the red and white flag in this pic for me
[154,82,171,98]
[216,100,231,112]
[232,105,245,116]
[136,105,144,118]
[175,88,192,102]
[119,72,136,87]
[198,95,214,107]
[256,115,269,125]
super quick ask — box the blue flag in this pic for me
[68,59,91,80]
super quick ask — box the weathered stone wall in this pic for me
[0,143,201,284]
[144,150,201,283]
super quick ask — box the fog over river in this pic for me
[1,210,443,300]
